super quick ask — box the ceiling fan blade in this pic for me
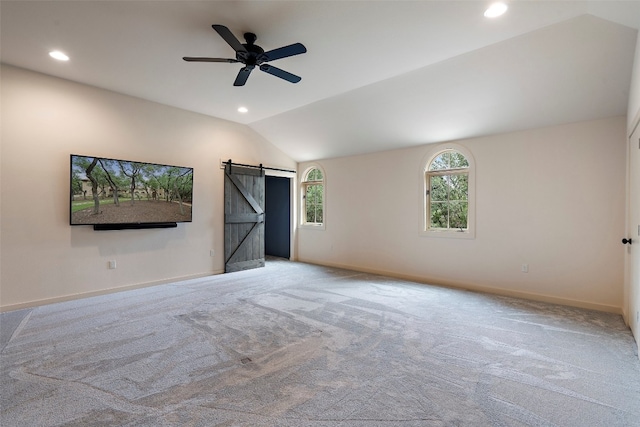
[262,43,307,62]
[259,64,301,83]
[183,57,239,63]
[234,67,253,86]
[212,24,248,53]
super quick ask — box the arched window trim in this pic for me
[299,164,326,230]
[421,143,475,239]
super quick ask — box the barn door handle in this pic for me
[622,238,633,245]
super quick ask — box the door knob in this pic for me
[622,238,633,245]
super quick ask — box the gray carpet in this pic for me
[1,258,639,426]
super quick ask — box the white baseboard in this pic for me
[0,270,225,313]
[298,258,623,315]
[3,260,623,316]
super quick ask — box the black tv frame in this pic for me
[70,154,193,230]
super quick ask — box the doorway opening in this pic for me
[265,175,291,259]
[223,160,294,273]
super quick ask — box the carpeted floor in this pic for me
[1,258,639,426]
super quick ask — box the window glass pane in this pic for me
[449,174,468,201]
[305,186,313,204]
[307,168,323,181]
[430,201,448,228]
[429,150,469,171]
[308,184,322,203]
[430,175,448,201]
[450,152,469,168]
[304,183,323,224]
[449,201,468,229]
[429,152,450,171]
[307,186,316,204]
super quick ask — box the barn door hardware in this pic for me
[225,159,295,174]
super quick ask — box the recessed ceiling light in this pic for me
[49,50,69,61]
[237,107,248,113]
[484,2,508,18]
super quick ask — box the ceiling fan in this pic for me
[183,24,307,87]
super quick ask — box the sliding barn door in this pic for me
[224,164,265,273]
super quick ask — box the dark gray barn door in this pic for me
[224,164,265,273]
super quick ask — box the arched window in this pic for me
[425,149,471,234]
[301,167,324,226]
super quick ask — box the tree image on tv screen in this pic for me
[71,155,193,225]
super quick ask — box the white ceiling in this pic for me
[1,1,638,161]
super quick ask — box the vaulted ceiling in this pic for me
[1,1,638,161]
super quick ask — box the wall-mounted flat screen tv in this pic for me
[70,154,193,228]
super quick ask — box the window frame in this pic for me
[299,165,326,230]
[422,145,475,239]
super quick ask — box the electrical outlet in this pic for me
[108,260,116,270]
[521,264,529,273]
[210,250,215,257]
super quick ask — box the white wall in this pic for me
[298,117,627,312]
[0,65,296,310]
[628,30,640,133]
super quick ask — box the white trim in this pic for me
[298,223,326,231]
[299,164,326,230]
[420,143,476,239]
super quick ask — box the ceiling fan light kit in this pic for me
[183,24,306,87]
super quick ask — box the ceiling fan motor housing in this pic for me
[238,33,265,67]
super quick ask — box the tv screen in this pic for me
[70,154,193,226]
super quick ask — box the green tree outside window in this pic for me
[302,168,324,225]
[427,151,469,231]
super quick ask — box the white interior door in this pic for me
[625,124,640,355]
